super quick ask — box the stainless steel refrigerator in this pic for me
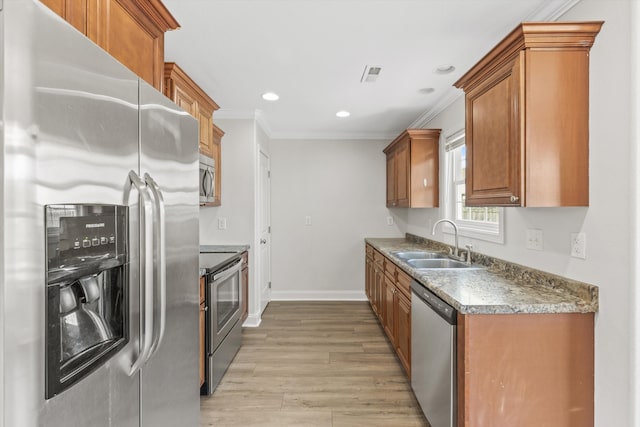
[0,1,200,426]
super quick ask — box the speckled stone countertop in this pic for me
[366,234,598,315]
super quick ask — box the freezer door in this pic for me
[1,1,140,426]
[138,81,200,426]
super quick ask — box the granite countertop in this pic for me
[199,245,250,276]
[366,235,598,315]
[200,244,250,254]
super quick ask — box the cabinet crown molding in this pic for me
[164,62,220,111]
[117,0,181,32]
[383,128,442,154]
[454,21,604,91]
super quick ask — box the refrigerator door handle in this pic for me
[126,170,156,376]
[144,173,167,358]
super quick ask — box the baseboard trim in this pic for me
[242,314,262,328]
[270,290,368,301]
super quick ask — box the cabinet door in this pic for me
[465,58,522,206]
[365,255,373,302]
[41,0,88,32]
[174,85,197,117]
[199,276,205,386]
[199,302,205,386]
[386,152,396,207]
[394,140,410,207]
[383,279,396,345]
[198,105,214,156]
[210,125,224,206]
[87,0,168,91]
[395,291,411,377]
[372,264,383,316]
[241,267,248,323]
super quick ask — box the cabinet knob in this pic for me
[510,195,520,203]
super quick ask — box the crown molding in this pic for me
[215,109,257,120]
[254,110,273,138]
[408,0,581,129]
[524,0,582,21]
[269,131,397,141]
[409,88,463,129]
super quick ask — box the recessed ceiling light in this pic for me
[419,87,435,94]
[262,92,279,101]
[435,65,456,75]
[336,111,350,118]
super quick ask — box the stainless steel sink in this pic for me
[407,258,482,269]
[391,251,448,260]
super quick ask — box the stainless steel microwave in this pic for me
[199,154,215,205]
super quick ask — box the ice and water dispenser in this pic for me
[45,204,129,398]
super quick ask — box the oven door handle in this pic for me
[213,259,242,283]
[125,170,155,376]
[145,173,166,359]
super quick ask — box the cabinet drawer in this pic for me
[396,269,412,299]
[366,244,373,257]
[373,250,385,267]
[384,259,396,280]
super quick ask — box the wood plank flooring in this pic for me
[200,301,429,427]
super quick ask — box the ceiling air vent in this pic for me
[360,65,382,83]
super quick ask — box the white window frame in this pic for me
[443,130,505,244]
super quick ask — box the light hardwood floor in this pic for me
[200,301,429,427]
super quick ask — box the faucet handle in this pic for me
[464,244,473,264]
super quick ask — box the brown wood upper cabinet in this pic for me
[454,22,603,207]
[41,0,180,92]
[384,129,441,208]
[164,62,223,206]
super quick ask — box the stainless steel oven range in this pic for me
[199,253,244,394]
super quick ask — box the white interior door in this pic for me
[259,149,271,313]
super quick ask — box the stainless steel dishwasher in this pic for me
[411,280,457,427]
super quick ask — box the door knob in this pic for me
[260,239,267,244]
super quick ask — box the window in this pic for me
[445,131,504,243]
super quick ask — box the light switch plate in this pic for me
[526,228,543,251]
[386,216,394,226]
[304,216,312,226]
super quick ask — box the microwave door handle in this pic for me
[126,171,155,376]
[144,173,166,358]
[205,168,214,198]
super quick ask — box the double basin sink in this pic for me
[391,251,483,270]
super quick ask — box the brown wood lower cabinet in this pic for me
[199,275,205,387]
[365,244,411,377]
[364,244,594,425]
[241,251,249,323]
[458,312,594,427]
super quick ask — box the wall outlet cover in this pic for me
[570,232,586,259]
[525,228,543,251]
[217,217,227,230]
[304,216,312,226]
[386,216,394,226]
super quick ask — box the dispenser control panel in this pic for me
[46,204,127,272]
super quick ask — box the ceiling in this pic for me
[163,0,579,140]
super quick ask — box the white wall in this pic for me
[412,1,635,425]
[199,118,261,320]
[270,138,405,300]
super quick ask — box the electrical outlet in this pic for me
[217,217,227,230]
[304,216,312,226]
[386,216,394,226]
[571,232,586,259]
[525,228,543,251]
